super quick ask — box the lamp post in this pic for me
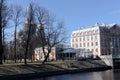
[110,41,114,67]
[110,42,113,55]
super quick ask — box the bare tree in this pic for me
[2,3,12,63]
[0,0,11,64]
[24,3,36,64]
[35,5,66,63]
[18,30,25,62]
[12,5,23,63]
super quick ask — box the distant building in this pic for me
[76,48,93,59]
[33,45,63,61]
[33,45,93,61]
[71,23,120,66]
[18,4,36,60]
[57,48,93,60]
[34,47,56,61]
[24,4,36,35]
[25,4,36,59]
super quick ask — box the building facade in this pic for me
[71,23,120,58]
[34,47,56,61]
[34,46,93,61]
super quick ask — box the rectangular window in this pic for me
[79,38,81,41]
[91,36,93,40]
[83,37,85,41]
[87,36,89,40]
[96,42,98,46]
[79,43,81,47]
[72,39,74,42]
[92,49,94,52]
[95,36,97,39]
[72,44,74,47]
[76,44,78,48]
[96,48,98,52]
[87,42,89,47]
[76,38,78,42]
[91,42,93,46]
[84,43,86,47]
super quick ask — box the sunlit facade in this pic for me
[71,23,120,58]
[34,47,56,61]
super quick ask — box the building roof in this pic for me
[60,48,76,54]
[34,47,55,51]
[60,48,92,54]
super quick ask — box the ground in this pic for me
[0,60,107,76]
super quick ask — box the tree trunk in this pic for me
[42,50,51,64]
[14,24,17,63]
[2,27,5,63]
[0,35,3,64]
[0,0,3,64]
[24,24,31,64]
[42,53,49,64]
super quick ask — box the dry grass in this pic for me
[0,60,107,76]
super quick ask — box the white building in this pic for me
[71,23,120,66]
[71,23,101,57]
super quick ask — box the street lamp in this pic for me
[110,42,113,55]
[110,41,114,67]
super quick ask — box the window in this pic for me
[91,36,93,40]
[76,33,79,36]
[79,43,81,47]
[91,42,94,46]
[76,38,78,42]
[79,38,81,41]
[72,39,74,42]
[87,36,89,40]
[72,33,75,37]
[87,42,89,47]
[72,44,74,47]
[84,43,86,47]
[92,49,94,52]
[83,37,85,41]
[95,36,97,39]
[96,29,99,33]
[96,48,98,52]
[76,44,78,48]
[95,42,98,46]
[101,49,105,55]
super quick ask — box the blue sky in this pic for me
[7,0,120,42]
